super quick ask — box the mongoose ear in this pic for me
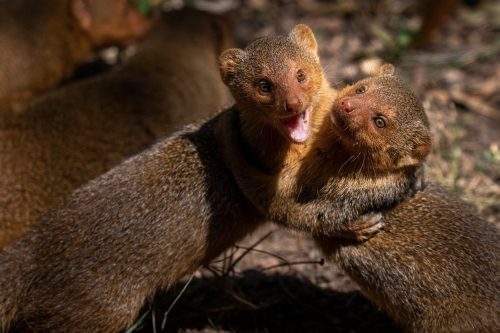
[397,136,432,168]
[219,48,245,86]
[379,64,396,76]
[289,24,318,54]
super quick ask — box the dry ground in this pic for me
[131,1,499,332]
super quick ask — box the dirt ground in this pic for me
[131,0,499,332]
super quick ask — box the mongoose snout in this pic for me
[339,98,355,113]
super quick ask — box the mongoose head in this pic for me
[331,64,431,170]
[71,0,153,48]
[219,24,325,144]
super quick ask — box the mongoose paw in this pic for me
[328,212,384,241]
[349,212,384,241]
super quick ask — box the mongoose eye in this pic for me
[258,79,272,93]
[373,116,387,128]
[296,69,307,83]
[356,85,366,94]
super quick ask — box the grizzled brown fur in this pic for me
[0,24,328,333]
[0,0,152,112]
[0,9,233,250]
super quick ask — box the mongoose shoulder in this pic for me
[0,9,233,250]
[0,0,151,112]
[0,24,329,333]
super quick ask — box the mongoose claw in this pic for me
[332,212,384,241]
[351,212,384,241]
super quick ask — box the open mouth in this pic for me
[279,107,311,143]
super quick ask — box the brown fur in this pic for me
[218,66,500,332]
[0,0,152,112]
[0,9,233,250]
[0,25,326,333]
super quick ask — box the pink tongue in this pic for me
[282,112,308,143]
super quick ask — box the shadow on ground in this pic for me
[135,270,400,333]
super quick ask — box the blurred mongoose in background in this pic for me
[0,9,234,250]
[0,24,372,333]
[0,0,152,112]
[218,66,500,332]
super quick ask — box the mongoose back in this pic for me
[0,9,233,250]
[0,0,152,112]
[0,24,339,333]
[219,66,500,332]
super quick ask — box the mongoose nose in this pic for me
[340,98,354,113]
[285,98,303,114]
